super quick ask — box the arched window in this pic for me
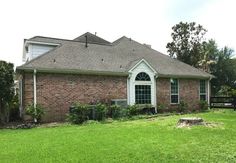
[135,72,151,81]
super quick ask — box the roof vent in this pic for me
[85,35,88,48]
[143,44,151,48]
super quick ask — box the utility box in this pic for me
[111,99,127,107]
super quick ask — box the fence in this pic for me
[210,97,236,110]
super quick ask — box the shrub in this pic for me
[126,104,139,117]
[94,103,108,121]
[199,100,208,111]
[109,105,122,119]
[25,104,45,123]
[67,102,89,124]
[9,93,20,122]
[157,104,166,113]
[178,101,188,113]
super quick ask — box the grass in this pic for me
[0,109,236,163]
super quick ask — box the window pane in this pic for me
[171,95,178,103]
[200,95,206,101]
[135,72,151,81]
[200,80,206,94]
[170,79,179,103]
[135,85,151,104]
[171,79,178,94]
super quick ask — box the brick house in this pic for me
[16,32,213,122]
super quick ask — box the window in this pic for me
[200,80,206,101]
[135,85,151,104]
[170,79,179,104]
[135,72,151,81]
[134,72,151,104]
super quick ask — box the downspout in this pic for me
[19,76,23,118]
[127,73,131,105]
[33,69,37,123]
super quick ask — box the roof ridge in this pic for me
[28,36,73,42]
[28,35,113,46]
[73,32,111,45]
[112,36,129,45]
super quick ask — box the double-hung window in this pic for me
[170,79,179,104]
[200,80,206,101]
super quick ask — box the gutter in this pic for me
[16,67,129,77]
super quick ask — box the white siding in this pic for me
[27,44,56,61]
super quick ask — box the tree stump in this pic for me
[177,117,204,127]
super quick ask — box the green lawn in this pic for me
[1,110,236,163]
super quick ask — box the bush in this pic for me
[25,104,45,123]
[68,102,89,124]
[94,103,107,121]
[126,104,139,117]
[68,102,156,124]
[9,94,20,122]
[178,101,188,113]
[109,105,123,119]
[199,100,208,111]
[157,104,166,113]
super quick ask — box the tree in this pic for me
[210,47,236,95]
[166,22,207,67]
[0,60,14,124]
[198,39,218,72]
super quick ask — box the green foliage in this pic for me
[157,104,166,113]
[230,89,236,97]
[8,93,20,121]
[94,103,107,121]
[166,22,207,67]
[0,60,14,123]
[199,100,208,111]
[25,104,45,123]
[67,102,89,124]
[109,105,123,119]
[126,104,139,117]
[211,49,235,95]
[68,102,157,124]
[178,101,188,113]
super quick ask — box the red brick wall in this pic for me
[23,73,206,121]
[156,78,205,111]
[23,73,127,122]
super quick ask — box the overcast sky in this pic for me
[0,0,235,67]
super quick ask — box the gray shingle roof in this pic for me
[74,32,111,45]
[17,33,212,79]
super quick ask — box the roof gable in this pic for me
[128,59,157,74]
[73,32,111,45]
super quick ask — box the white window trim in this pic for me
[199,80,207,101]
[127,59,157,108]
[170,79,179,104]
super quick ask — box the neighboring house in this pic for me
[16,32,213,122]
